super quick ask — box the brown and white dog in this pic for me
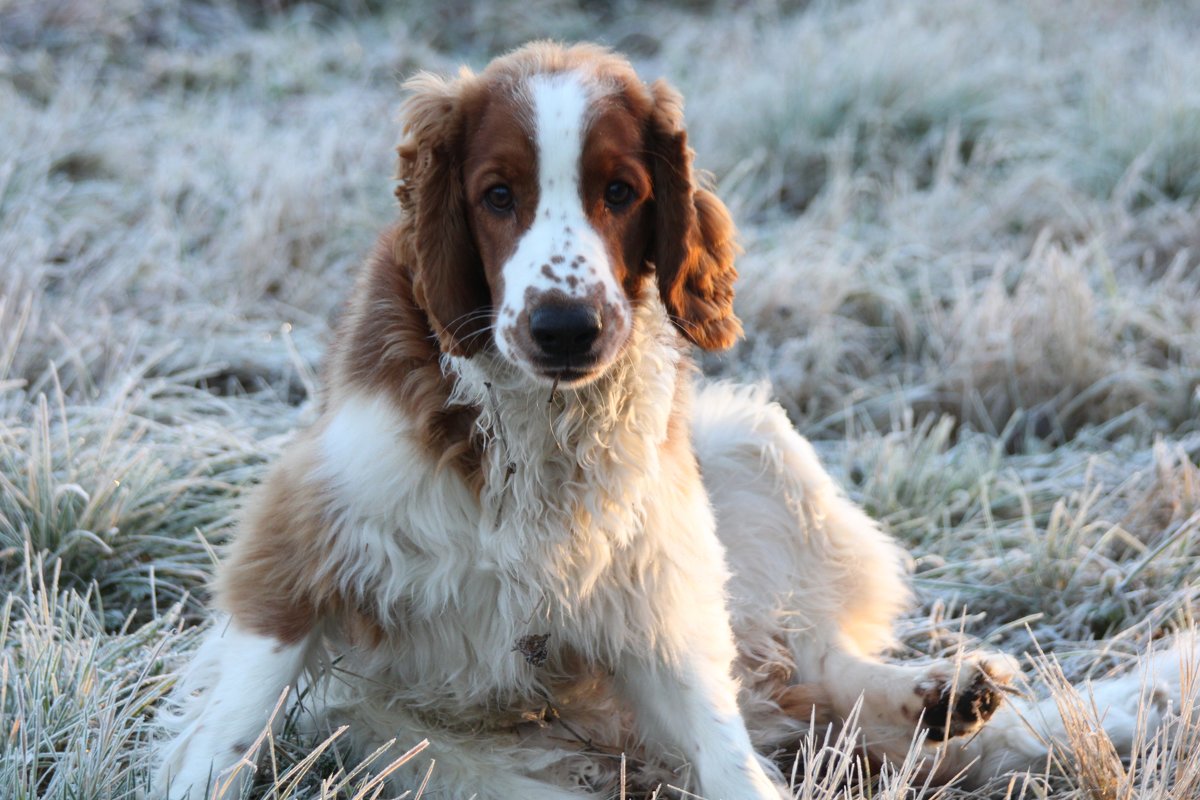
[155,43,1188,799]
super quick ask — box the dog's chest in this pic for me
[316,321,683,709]
[317,396,664,695]
[324,480,657,719]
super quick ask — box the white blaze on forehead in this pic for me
[532,72,591,222]
[493,70,631,368]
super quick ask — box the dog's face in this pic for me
[396,43,742,386]
[462,70,654,385]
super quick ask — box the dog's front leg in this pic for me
[618,650,786,800]
[155,619,313,798]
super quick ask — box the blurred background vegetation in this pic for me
[1,0,1198,796]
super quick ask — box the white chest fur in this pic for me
[313,300,689,711]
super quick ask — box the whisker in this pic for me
[445,307,497,336]
[453,324,497,348]
[666,313,703,335]
[449,311,497,329]
[441,307,499,343]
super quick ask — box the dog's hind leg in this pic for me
[691,383,912,662]
[693,382,1016,763]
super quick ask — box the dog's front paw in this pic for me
[915,653,1017,741]
[154,728,247,799]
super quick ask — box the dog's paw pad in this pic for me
[915,653,1016,741]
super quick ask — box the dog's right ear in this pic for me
[396,72,491,357]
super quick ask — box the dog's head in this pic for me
[396,42,740,387]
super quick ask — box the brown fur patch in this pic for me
[396,73,493,357]
[217,433,397,645]
[578,91,655,299]
[461,83,539,296]
[216,435,332,643]
[328,225,484,493]
[773,683,832,725]
[645,81,742,351]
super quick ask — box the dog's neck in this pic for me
[444,296,685,551]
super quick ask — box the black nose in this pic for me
[529,304,602,359]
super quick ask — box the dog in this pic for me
[155,42,1192,799]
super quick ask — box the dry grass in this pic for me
[2,0,1198,797]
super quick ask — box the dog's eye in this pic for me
[484,184,514,212]
[604,181,634,209]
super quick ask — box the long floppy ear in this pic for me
[646,79,742,351]
[396,71,491,356]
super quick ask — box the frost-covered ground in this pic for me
[2,1,1199,797]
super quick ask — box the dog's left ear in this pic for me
[646,79,742,351]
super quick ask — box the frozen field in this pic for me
[2,0,1199,796]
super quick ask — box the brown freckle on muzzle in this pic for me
[541,264,562,283]
[550,255,565,264]
[604,300,626,328]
